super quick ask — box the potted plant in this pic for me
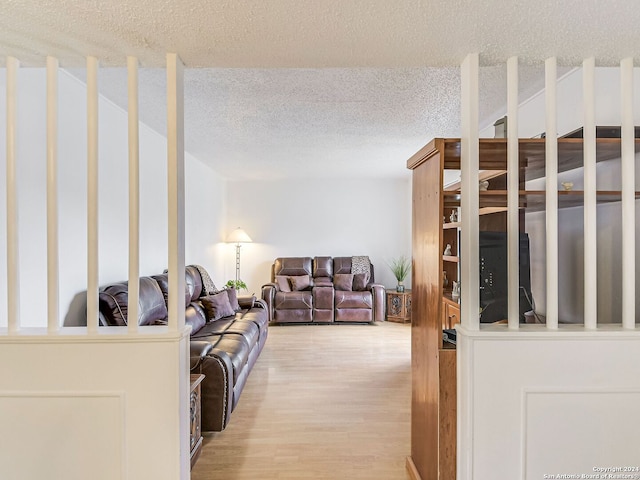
[225,279,248,291]
[389,256,411,292]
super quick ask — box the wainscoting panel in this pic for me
[524,389,640,479]
[0,392,124,480]
[457,328,640,480]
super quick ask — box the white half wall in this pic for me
[457,327,640,480]
[0,330,190,480]
[225,176,412,295]
[0,67,226,327]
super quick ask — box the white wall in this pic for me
[0,68,227,328]
[225,176,412,295]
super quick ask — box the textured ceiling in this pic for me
[3,1,638,179]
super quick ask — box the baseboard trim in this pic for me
[406,456,422,480]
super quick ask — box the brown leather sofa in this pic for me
[261,256,385,324]
[98,265,268,432]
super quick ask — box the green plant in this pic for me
[389,256,411,282]
[226,279,248,291]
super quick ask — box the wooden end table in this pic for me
[386,289,412,323]
[190,374,205,468]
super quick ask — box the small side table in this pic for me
[386,289,412,323]
[190,374,205,468]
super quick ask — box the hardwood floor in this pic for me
[191,321,412,480]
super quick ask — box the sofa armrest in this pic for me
[261,283,277,322]
[238,295,256,309]
[369,283,386,322]
[190,341,213,370]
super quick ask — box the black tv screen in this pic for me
[478,231,533,323]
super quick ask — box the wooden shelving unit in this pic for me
[406,136,640,480]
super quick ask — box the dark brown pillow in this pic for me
[225,287,241,312]
[289,275,311,291]
[334,273,354,291]
[200,292,236,321]
[353,272,370,291]
[275,275,292,292]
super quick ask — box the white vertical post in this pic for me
[128,56,140,333]
[507,56,520,330]
[46,56,59,333]
[583,57,597,330]
[620,57,635,330]
[545,57,559,330]
[86,56,99,334]
[6,56,20,334]
[460,53,480,331]
[166,53,186,332]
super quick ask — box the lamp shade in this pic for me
[226,227,252,244]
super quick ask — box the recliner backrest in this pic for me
[272,257,313,280]
[333,257,375,283]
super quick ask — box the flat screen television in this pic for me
[478,231,533,323]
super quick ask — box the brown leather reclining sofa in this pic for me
[98,265,268,432]
[261,256,385,324]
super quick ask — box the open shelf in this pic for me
[443,190,640,212]
[443,255,459,263]
[440,137,640,181]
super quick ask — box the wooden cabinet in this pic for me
[190,374,205,468]
[442,298,460,330]
[407,135,640,480]
[386,290,412,323]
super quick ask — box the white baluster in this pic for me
[460,53,480,331]
[545,57,559,330]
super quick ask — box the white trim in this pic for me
[620,58,635,330]
[507,56,520,330]
[0,326,191,344]
[6,56,20,334]
[127,56,140,333]
[86,56,99,334]
[582,57,597,329]
[544,57,558,330]
[166,53,186,332]
[46,56,59,333]
[460,53,480,331]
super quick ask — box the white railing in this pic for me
[3,53,185,335]
[460,54,637,331]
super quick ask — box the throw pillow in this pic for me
[352,272,370,291]
[200,291,236,321]
[225,287,241,312]
[334,273,354,291]
[275,275,292,292]
[289,275,312,291]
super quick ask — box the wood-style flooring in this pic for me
[191,321,411,480]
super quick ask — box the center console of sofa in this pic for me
[261,256,385,324]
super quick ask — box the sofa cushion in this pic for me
[313,276,332,286]
[274,257,313,276]
[353,272,370,291]
[185,302,207,335]
[313,256,333,278]
[334,273,354,291]
[275,291,312,309]
[99,282,129,326]
[225,287,241,312]
[289,275,311,291]
[137,277,169,326]
[201,292,236,321]
[333,257,353,275]
[275,275,292,292]
[335,290,373,309]
[152,273,191,306]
